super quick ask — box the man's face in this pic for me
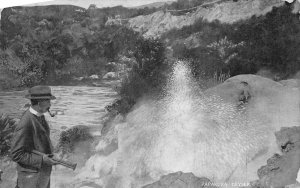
[38,99,51,113]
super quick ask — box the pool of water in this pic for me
[0,86,117,133]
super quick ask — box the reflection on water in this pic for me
[0,86,117,131]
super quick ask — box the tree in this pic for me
[133,37,166,82]
[0,31,9,50]
[117,37,168,111]
[207,36,245,65]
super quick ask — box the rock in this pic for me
[142,171,216,188]
[279,79,300,89]
[92,82,102,87]
[105,16,123,26]
[291,0,300,14]
[73,76,85,81]
[275,127,300,153]
[203,75,300,183]
[103,72,117,79]
[61,126,68,130]
[37,19,50,26]
[255,127,300,188]
[89,74,99,79]
[204,74,283,107]
[257,153,282,179]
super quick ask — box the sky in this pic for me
[0,0,175,9]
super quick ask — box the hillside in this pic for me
[132,1,175,9]
[0,0,299,90]
[26,0,175,9]
[0,5,142,89]
[1,5,87,39]
[128,0,284,37]
[0,2,299,187]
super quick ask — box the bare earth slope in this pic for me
[128,0,284,37]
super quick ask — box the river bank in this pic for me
[1,72,300,188]
[0,77,121,91]
[0,84,118,187]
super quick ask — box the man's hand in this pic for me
[42,154,59,166]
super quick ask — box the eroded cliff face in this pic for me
[128,0,284,38]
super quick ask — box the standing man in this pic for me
[10,85,58,188]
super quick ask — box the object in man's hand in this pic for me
[32,150,77,170]
[0,169,3,181]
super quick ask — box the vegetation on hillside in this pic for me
[166,0,209,10]
[163,5,300,84]
[0,6,140,88]
[105,37,169,116]
[87,4,159,19]
[1,3,297,110]
[0,2,299,165]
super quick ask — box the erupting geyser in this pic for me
[56,61,299,188]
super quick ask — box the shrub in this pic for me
[57,125,94,154]
[118,38,168,110]
[165,5,300,80]
[0,114,17,157]
[104,37,169,117]
[227,5,300,77]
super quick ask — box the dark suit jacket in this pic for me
[10,109,53,188]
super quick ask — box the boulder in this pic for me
[103,72,117,79]
[203,75,300,183]
[204,74,284,106]
[142,171,216,188]
[89,74,99,79]
[255,127,300,187]
[279,79,300,89]
[73,76,84,81]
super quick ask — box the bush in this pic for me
[57,125,93,154]
[118,38,168,111]
[104,37,169,117]
[167,0,207,11]
[164,5,300,80]
[0,114,17,157]
[227,5,300,78]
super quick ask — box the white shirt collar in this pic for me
[29,106,44,117]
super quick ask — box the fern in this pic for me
[0,114,17,157]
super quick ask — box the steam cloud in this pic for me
[52,61,300,188]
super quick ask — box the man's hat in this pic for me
[25,85,56,100]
